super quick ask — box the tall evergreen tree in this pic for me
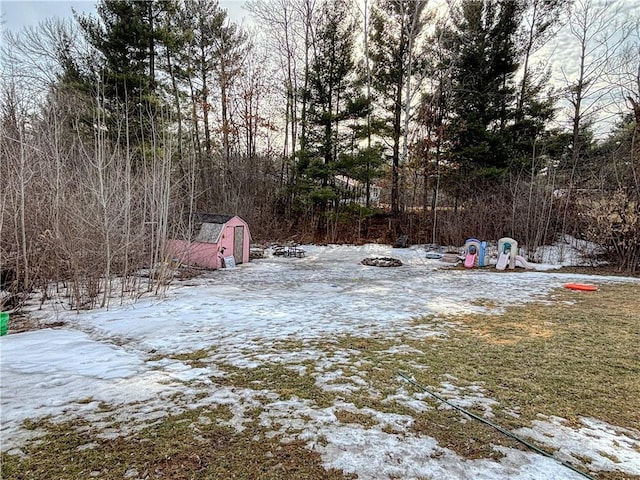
[446,0,521,181]
[293,0,359,216]
[76,0,169,157]
[304,0,355,166]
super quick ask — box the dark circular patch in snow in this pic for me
[361,257,403,267]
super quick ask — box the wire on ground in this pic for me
[397,371,596,480]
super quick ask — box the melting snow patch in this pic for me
[515,416,640,476]
[314,424,587,480]
[383,389,434,413]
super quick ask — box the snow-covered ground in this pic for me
[1,243,639,479]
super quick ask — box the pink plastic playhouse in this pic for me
[167,214,251,269]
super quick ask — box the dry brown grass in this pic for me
[1,409,355,480]
[402,284,640,429]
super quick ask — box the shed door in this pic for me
[234,226,244,263]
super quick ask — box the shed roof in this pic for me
[193,213,235,224]
[194,222,224,243]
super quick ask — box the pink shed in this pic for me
[167,214,251,270]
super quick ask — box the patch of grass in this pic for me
[334,409,378,428]
[96,401,113,413]
[330,335,390,352]
[22,418,50,430]
[598,451,621,464]
[165,349,211,368]
[470,298,499,308]
[255,339,308,351]
[216,363,338,408]
[573,453,594,465]
[411,409,519,460]
[1,407,355,480]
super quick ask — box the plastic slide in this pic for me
[496,252,510,270]
[479,241,487,267]
[515,255,533,269]
[497,237,518,270]
[464,245,477,268]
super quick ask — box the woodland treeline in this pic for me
[1,0,639,310]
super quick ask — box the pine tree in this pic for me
[76,0,169,158]
[305,0,355,166]
[446,0,521,181]
[295,0,360,218]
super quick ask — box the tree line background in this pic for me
[1,0,639,311]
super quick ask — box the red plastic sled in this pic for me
[564,283,598,291]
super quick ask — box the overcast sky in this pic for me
[1,1,94,32]
[0,0,251,34]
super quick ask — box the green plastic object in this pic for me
[0,312,9,336]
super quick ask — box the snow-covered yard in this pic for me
[2,244,639,479]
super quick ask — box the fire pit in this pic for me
[361,257,403,267]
